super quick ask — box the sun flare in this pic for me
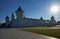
[50,5,59,14]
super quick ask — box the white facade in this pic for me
[5,6,56,27]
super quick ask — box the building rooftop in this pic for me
[15,6,23,12]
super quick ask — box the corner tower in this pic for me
[15,6,24,20]
[50,16,56,23]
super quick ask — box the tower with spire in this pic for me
[5,16,10,26]
[40,17,43,21]
[50,15,56,24]
[11,12,15,21]
[15,6,24,20]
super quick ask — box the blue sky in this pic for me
[0,0,60,23]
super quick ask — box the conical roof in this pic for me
[15,6,23,12]
[40,17,43,20]
[6,16,9,19]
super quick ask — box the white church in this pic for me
[5,6,56,27]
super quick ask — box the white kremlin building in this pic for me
[5,6,56,27]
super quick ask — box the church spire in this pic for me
[6,16,9,19]
[50,15,56,23]
[15,6,23,12]
[11,12,15,21]
[51,16,55,20]
[15,6,24,20]
[5,16,10,26]
[40,17,43,21]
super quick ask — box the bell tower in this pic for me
[11,12,15,21]
[50,16,56,23]
[5,16,10,26]
[15,6,24,20]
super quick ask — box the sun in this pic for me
[50,5,59,13]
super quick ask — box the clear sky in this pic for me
[0,0,60,23]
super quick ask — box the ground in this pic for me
[0,28,58,39]
[20,25,60,39]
